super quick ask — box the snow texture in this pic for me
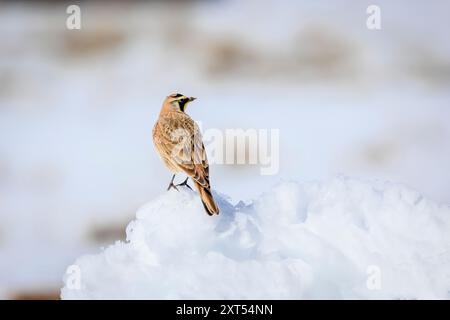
[61,177,450,299]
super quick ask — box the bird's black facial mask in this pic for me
[178,98,189,112]
[169,93,195,112]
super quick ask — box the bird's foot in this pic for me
[167,182,179,192]
[167,174,179,191]
[176,177,193,191]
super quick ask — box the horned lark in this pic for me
[152,93,220,215]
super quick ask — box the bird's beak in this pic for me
[188,97,196,102]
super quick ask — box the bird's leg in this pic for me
[167,174,179,191]
[176,177,193,190]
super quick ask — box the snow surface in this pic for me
[61,177,450,299]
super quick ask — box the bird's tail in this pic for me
[194,182,220,215]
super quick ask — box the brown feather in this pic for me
[194,181,220,216]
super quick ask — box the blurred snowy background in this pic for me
[1,0,450,299]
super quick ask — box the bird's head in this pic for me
[164,93,196,112]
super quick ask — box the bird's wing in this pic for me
[155,112,210,188]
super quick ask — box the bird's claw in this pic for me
[176,177,193,191]
[167,182,179,191]
[167,174,179,191]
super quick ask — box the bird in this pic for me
[152,93,220,215]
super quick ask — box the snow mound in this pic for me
[61,177,450,299]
